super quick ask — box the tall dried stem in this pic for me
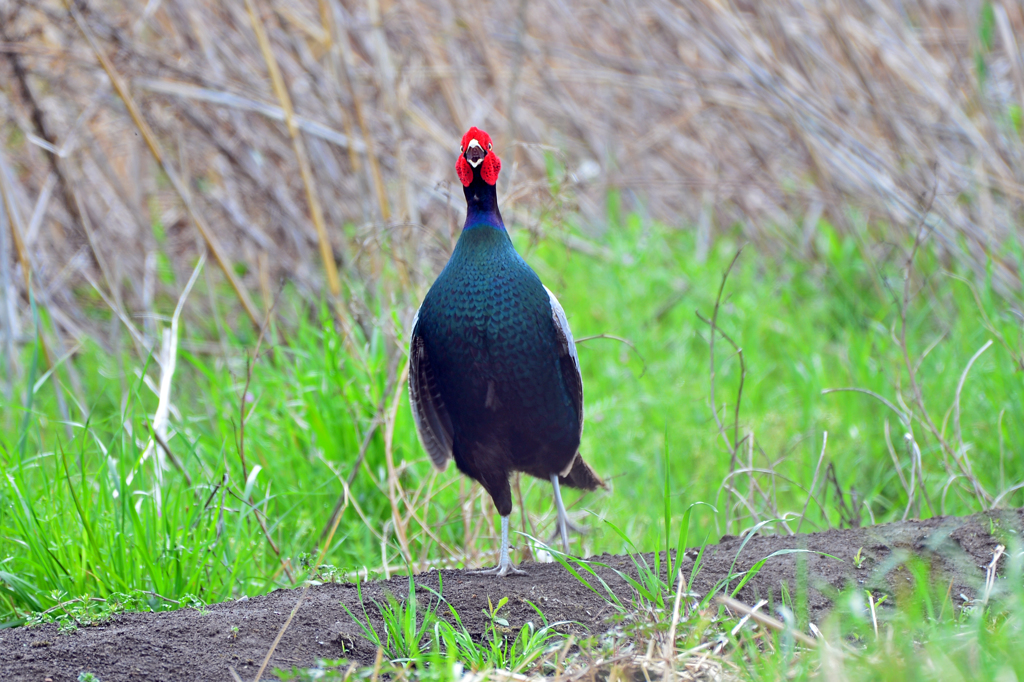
[68,3,263,329]
[244,0,342,300]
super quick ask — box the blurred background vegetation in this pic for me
[0,0,1023,626]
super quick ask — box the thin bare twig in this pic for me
[695,310,746,456]
[575,333,648,377]
[700,246,746,456]
[950,339,994,505]
[883,420,912,514]
[820,388,909,425]
[251,483,349,682]
[796,432,827,533]
[716,595,817,648]
[145,420,193,487]
[382,359,412,561]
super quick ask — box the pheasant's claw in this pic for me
[471,561,527,577]
[473,514,527,577]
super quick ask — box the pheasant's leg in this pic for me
[550,474,571,554]
[471,515,527,577]
[547,516,589,546]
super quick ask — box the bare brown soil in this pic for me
[1,509,1018,682]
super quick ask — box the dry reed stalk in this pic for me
[66,159,120,310]
[244,0,341,299]
[251,472,350,682]
[0,205,14,400]
[884,420,912,513]
[319,451,388,546]
[0,148,78,433]
[363,0,410,221]
[949,339,994,503]
[329,0,391,223]
[382,357,412,560]
[66,2,263,329]
[995,5,1024,119]
[0,151,33,299]
[396,479,461,560]
[716,595,818,648]
[317,0,362,175]
[796,432,828,534]
[139,252,205,515]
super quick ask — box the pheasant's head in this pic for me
[456,127,501,187]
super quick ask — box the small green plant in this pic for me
[541,454,716,623]
[180,594,209,615]
[340,575,439,662]
[24,589,200,633]
[482,596,510,629]
[78,673,100,682]
[298,553,344,584]
[592,475,715,615]
[428,592,570,673]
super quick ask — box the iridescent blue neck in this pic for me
[463,174,504,231]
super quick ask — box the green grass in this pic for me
[1,214,1023,677]
[274,555,1024,682]
[342,574,441,662]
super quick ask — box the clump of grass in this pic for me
[341,575,440,663]
[429,594,570,674]
[23,589,206,633]
[336,573,570,674]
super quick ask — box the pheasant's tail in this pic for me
[558,453,605,491]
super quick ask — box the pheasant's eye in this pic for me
[460,145,464,153]
[488,143,492,149]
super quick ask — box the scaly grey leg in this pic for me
[471,515,527,577]
[551,474,571,554]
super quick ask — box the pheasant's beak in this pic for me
[465,139,486,168]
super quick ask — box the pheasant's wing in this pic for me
[545,285,584,438]
[409,310,454,469]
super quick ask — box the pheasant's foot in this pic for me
[470,560,527,577]
[551,474,581,554]
[472,514,527,577]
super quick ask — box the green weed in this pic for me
[428,594,569,673]
[340,575,440,662]
[2,214,1023,680]
[22,588,205,633]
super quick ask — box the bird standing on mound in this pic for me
[409,127,603,577]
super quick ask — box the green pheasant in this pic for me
[409,127,603,577]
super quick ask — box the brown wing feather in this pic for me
[544,287,604,489]
[545,286,584,439]
[409,314,454,469]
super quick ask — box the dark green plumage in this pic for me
[409,128,602,575]
[415,223,581,511]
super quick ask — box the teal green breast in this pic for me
[415,225,580,459]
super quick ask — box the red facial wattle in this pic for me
[456,155,473,186]
[480,152,500,185]
[456,127,501,187]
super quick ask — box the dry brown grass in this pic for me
[1,0,1023,351]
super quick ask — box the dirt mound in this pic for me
[2,510,1017,682]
